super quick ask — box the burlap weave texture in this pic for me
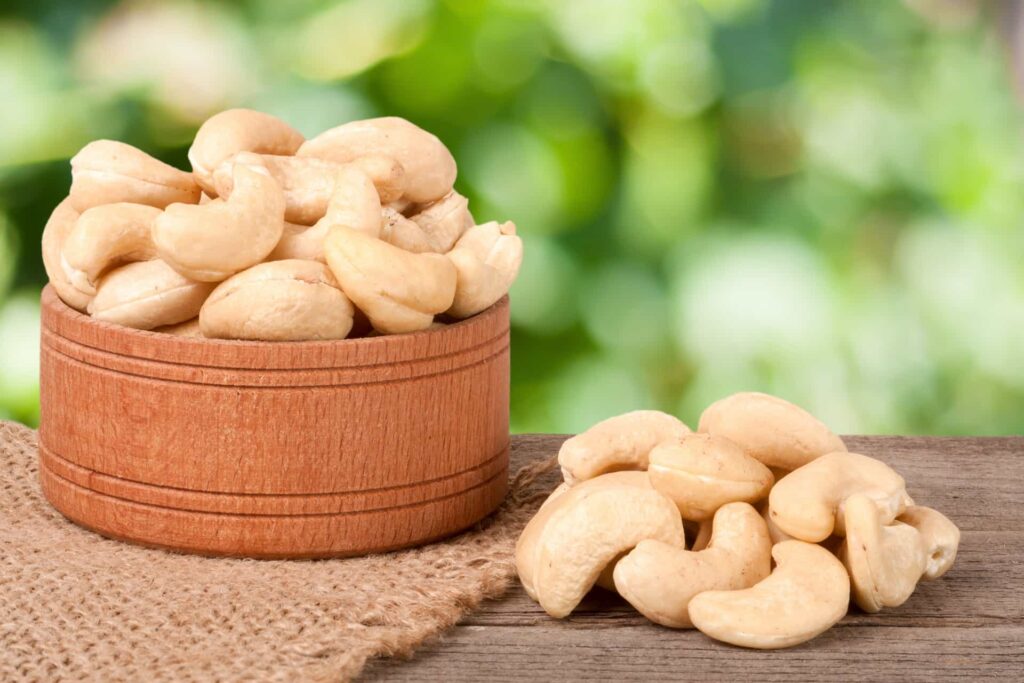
[0,422,557,682]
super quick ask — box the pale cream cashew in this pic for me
[298,116,457,204]
[698,392,847,470]
[153,158,285,281]
[88,259,214,330]
[613,502,772,628]
[70,140,200,212]
[647,433,774,521]
[199,260,354,341]
[446,221,523,319]
[408,190,473,253]
[557,410,691,485]
[838,494,927,613]
[768,452,912,543]
[188,108,304,194]
[60,203,161,297]
[516,471,686,618]
[41,199,92,311]
[154,318,203,338]
[380,207,436,253]
[323,225,456,334]
[688,540,850,649]
[212,153,406,225]
[899,505,960,580]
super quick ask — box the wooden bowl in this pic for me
[37,285,510,559]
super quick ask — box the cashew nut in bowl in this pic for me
[446,221,524,319]
[153,158,285,282]
[323,225,456,334]
[613,502,772,628]
[557,410,691,485]
[188,109,304,194]
[698,392,847,471]
[298,117,457,204]
[647,433,774,520]
[200,260,354,341]
[515,471,686,618]
[60,203,161,297]
[408,190,474,253]
[42,199,92,311]
[154,318,203,338]
[380,207,437,253]
[213,153,406,225]
[688,540,850,649]
[899,505,960,580]
[838,494,927,613]
[70,140,200,212]
[768,451,912,543]
[88,259,215,330]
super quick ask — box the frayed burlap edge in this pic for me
[0,422,559,682]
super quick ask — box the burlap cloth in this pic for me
[0,422,559,682]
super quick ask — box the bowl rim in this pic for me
[41,285,510,369]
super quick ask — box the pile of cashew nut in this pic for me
[42,109,523,340]
[518,392,960,649]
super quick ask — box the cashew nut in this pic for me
[408,190,473,253]
[88,259,215,330]
[153,157,285,281]
[42,199,92,311]
[647,433,774,521]
[768,451,912,543]
[188,109,304,194]
[613,502,772,628]
[199,260,354,341]
[154,318,203,338]
[380,206,437,253]
[298,117,456,204]
[212,153,406,226]
[698,392,847,471]
[515,471,686,618]
[60,203,161,297]
[447,221,524,319]
[70,140,200,212]
[688,540,850,649]
[838,493,927,613]
[557,410,691,485]
[899,505,960,580]
[323,226,456,334]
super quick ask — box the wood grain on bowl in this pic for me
[37,285,510,558]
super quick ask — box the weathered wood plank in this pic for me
[365,435,1024,680]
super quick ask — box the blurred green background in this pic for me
[1,0,1022,435]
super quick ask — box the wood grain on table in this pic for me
[366,434,1024,682]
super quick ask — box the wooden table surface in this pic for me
[366,434,1024,681]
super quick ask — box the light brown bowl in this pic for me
[37,285,509,559]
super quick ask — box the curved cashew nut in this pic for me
[88,259,214,330]
[647,433,774,520]
[212,153,406,225]
[60,203,161,296]
[768,452,911,543]
[515,471,686,618]
[838,494,927,613]
[688,540,850,649]
[698,392,847,471]
[188,109,304,194]
[899,505,960,580]
[557,410,691,485]
[42,199,92,311]
[154,318,203,338]
[298,116,456,204]
[324,226,456,334]
[153,157,285,281]
[447,221,524,319]
[199,260,354,341]
[70,140,200,212]
[614,502,772,628]
[268,165,384,262]
[408,190,473,253]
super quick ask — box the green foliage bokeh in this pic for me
[1,0,1022,434]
